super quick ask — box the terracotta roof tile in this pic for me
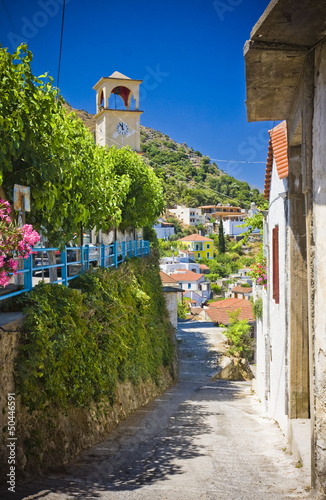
[177,234,213,242]
[160,271,177,284]
[209,298,250,309]
[264,121,288,200]
[205,305,255,325]
[199,264,210,270]
[170,270,205,282]
[231,286,252,293]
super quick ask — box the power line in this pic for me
[110,111,268,167]
[56,0,66,91]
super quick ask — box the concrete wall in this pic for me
[312,40,326,486]
[266,159,288,435]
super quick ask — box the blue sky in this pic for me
[0,0,272,189]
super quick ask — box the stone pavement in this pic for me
[2,321,319,500]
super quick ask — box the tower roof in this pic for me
[108,71,131,80]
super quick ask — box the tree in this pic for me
[0,45,164,246]
[0,45,128,246]
[218,219,225,254]
[224,309,254,361]
[109,147,164,231]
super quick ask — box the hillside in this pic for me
[64,103,265,209]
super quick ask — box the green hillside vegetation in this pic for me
[65,103,264,211]
[140,127,265,209]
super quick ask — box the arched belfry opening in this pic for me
[108,86,136,110]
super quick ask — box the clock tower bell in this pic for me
[93,71,143,152]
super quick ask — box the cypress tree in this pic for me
[218,219,225,254]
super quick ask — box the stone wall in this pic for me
[0,316,174,483]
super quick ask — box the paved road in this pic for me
[6,321,316,500]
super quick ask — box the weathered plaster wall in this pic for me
[266,159,288,435]
[163,291,178,329]
[312,39,326,489]
[0,318,174,483]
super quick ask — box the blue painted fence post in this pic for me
[61,248,68,286]
[129,240,132,258]
[85,244,90,271]
[114,241,118,268]
[139,239,143,257]
[24,254,33,292]
[81,245,84,274]
[134,240,137,257]
[122,241,126,262]
[101,243,105,268]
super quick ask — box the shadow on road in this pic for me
[6,322,247,500]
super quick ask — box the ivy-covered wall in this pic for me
[0,254,176,482]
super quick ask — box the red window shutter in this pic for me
[272,226,279,304]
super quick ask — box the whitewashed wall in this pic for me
[266,159,288,435]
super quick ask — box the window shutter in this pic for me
[272,226,279,304]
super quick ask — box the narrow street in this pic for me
[9,321,315,500]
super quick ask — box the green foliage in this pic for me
[211,283,221,295]
[251,297,263,319]
[16,256,175,412]
[158,239,178,257]
[0,45,129,246]
[237,201,268,244]
[177,300,188,320]
[140,129,265,209]
[0,45,164,246]
[224,309,254,361]
[218,219,226,254]
[143,225,159,249]
[166,217,184,237]
[109,147,165,230]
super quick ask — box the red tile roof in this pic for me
[199,264,210,271]
[231,286,252,293]
[177,234,213,242]
[160,271,177,284]
[204,304,255,325]
[170,270,204,282]
[209,298,249,309]
[264,121,288,200]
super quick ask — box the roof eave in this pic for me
[244,0,326,122]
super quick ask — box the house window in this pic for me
[206,244,210,249]
[207,252,210,258]
[197,253,200,258]
[188,283,191,289]
[272,225,279,304]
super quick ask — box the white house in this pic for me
[254,121,289,434]
[169,206,205,226]
[170,270,211,303]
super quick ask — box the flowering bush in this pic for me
[0,199,40,287]
[250,259,267,288]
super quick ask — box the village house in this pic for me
[169,269,211,303]
[231,286,252,301]
[153,218,175,240]
[177,234,214,260]
[169,206,205,226]
[245,0,326,493]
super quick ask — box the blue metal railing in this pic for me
[0,240,150,302]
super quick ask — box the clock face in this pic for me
[116,122,129,136]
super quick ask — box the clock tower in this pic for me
[93,71,143,152]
